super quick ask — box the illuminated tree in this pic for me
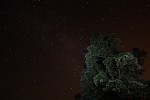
[80,33,148,100]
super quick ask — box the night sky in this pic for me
[1,0,150,100]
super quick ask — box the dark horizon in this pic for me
[0,0,150,100]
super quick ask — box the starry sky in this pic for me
[0,0,150,100]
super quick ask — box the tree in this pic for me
[80,33,149,100]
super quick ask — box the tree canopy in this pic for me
[79,33,149,100]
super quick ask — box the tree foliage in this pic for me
[80,33,148,100]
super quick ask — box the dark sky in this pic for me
[0,0,150,100]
